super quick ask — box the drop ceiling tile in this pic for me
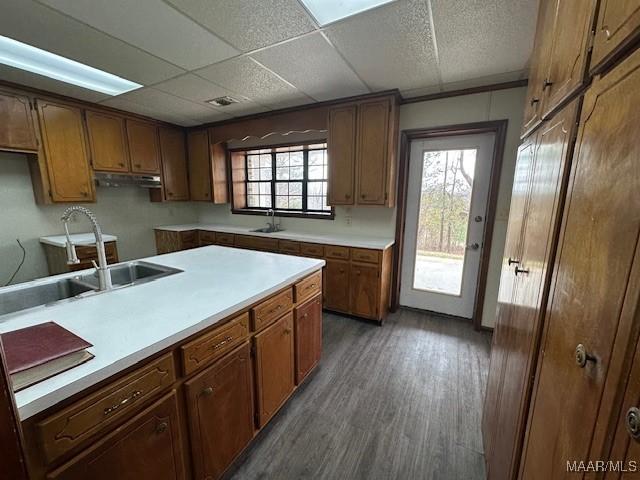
[0,65,112,103]
[0,0,183,85]
[196,57,312,109]
[153,73,268,117]
[430,0,538,83]
[400,70,526,98]
[251,32,369,101]
[165,0,317,51]
[39,0,239,70]
[324,0,440,91]
[100,96,199,126]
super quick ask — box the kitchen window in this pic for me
[240,143,332,217]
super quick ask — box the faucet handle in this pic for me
[65,242,80,265]
[91,260,99,271]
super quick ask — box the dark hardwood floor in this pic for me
[226,308,492,480]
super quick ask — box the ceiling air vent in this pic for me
[207,96,239,107]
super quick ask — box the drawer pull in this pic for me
[201,386,214,396]
[155,422,168,434]
[284,329,291,335]
[267,304,284,316]
[575,344,596,368]
[626,407,640,439]
[103,390,142,416]
[211,336,233,351]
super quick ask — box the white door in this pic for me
[400,133,495,318]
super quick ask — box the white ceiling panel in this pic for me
[324,0,440,91]
[0,64,111,103]
[251,32,369,101]
[196,57,312,109]
[38,0,239,70]
[430,0,538,83]
[99,96,199,126]
[401,70,526,98]
[0,0,183,85]
[153,73,269,116]
[164,0,317,52]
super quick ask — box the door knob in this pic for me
[626,407,640,439]
[575,344,596,368]
[514,266,530,276]
[467,243,480,250]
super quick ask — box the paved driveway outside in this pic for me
[413,253,464,295]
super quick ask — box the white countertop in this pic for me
[155,223,395,250]
[40,233,118,248]
[0,247,324,420]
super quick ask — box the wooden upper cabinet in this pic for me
[520,49,640,480]
[210,139,228,204]
[47,392,186,480]
[159,127,189,201]
[540,0,596,118]
[591,0,640,74]
[356,98,391,205]
[187,129,228,203]
[36,99,94,202]
[253,312,295,427]
[85,111,129,173]
[350,262,379,319]
[126,119,161,174]
[327,104,356,205]
[0,90,38,152]
[185,342,254,480]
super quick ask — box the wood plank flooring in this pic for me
[226,308,492,480]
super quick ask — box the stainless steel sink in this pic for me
[250,226,285,234]
[0,261,182,320]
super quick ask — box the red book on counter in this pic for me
[1,322,94,392]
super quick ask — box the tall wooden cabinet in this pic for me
[591,0,640,74]
[158,127,189,201]
[187,129,228,203]
[327,94,398,207]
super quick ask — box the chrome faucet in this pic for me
[61,206,112,291]
[266,208,280,232]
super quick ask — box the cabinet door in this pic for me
[0,90,38,152]
[327,104,356,205]
[36,99,94,202]
[520,49,640,480]
[541,0,596,117]
[294,294,322,385]
[591,0,640,73]
[210,140,229,204]
[185,343,254,480]
[47,391,185,480]
[356,98,390,205]
[159,127,189,201]
[521,0,556,136]
[187,130,212,201]
[350,262,379,319]
[126,119,161,174]
[254,313,295,427]
[85,111,129,173]
[486,100,578,480]
[324,259,350,313]
[483,132,538,470]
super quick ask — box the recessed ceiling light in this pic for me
[300,0,396,26]
[0,35,142,96]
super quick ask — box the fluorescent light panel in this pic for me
[300,0,396,25]
[0,35,142,96]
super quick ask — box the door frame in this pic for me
[391,120,508,330]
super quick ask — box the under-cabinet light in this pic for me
[0,35,142,96]
[300,0,396,25]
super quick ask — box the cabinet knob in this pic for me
[361,194,366,199]
[155,422,168,434]
[134,163,141,168]
[81,191,88,197]
[118,162,125,167]
[626,407,640,439]
[530,98,540,107]
[508,258,520,266]
[284,328,291,335]
[201,386,214,396]
[167,191,174,196]
[345,194,351,199]
[339,268,345,273]
[575,344,596,368]
[514,266,530,276]
[543,79,553,90]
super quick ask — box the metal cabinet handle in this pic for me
[530,97,540,106]
[155,422,168,434]
[626,407,640,439]
[201,386,214,396]
[543,79,553,90]
[515,266,530,276]
[104,390,143,415]
[211,336,233,351]
[508,258,520,266]
[283,329,291,335]
[575,344,596,368]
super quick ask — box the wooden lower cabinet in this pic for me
[350,262,379,319]
[47,391,185,480]
[253,313,295,427]
[185,342,254,480]
[294,295,322,385]
[324,259,350,313]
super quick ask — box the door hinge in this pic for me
[254,412,260,424]
[250,344,256,358]
[587,29,595,52]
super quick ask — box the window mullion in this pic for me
[302,149,308,212]
[271,152,276,210]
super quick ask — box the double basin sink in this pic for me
[0,261,182,319]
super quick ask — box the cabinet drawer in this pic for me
[181,313,249,376]
[325,245,350,260]
[75,242,118,261]
[294,271,322,304]
[198,230,216,246]
[279,240,300,254]
[180,230,197,248]
[351,248,379,264]
[251,288,293,332]
[215,232,235,246]
[300,243,324,257]
[36,353,176,463]
[236,235,278,251]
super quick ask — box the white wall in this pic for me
[0,151,198,285]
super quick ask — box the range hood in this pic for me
[94,172,161,188]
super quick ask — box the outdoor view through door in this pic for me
[414,148,477,295]
[400,133,494,318]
